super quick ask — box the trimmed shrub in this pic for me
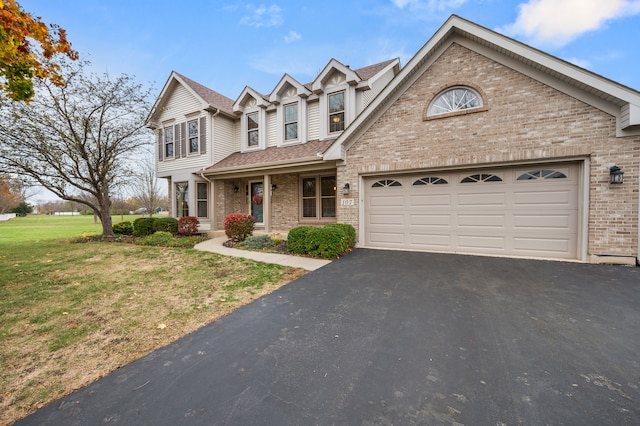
[224,213,256,242]
[305,226,349,259]
[113,220,134,235]
[110,208,130,216]
[133,217,155,237]
[286,226,314,255]
[178,216,200,236]
[154,217,179,235]
[238,234,273,249]
[325,224,356,248]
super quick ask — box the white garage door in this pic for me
[364,163,580,259]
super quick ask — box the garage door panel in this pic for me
[514,190,573,206]
[458,192,505,206]
[458,235,506,250]
[409,233,452,247]
[409,214,451,227]
[369,232,405,244]
[410,194,451,207]
[458,214,505,228]
[514,214,574,230]
[513,237,572,254]
[365,163,580,260]
[370,195,405,207]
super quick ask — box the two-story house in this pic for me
[148,15,640,265]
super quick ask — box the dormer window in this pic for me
[247,112,259,147]
[329,91,345,133]
[284,103,298,141]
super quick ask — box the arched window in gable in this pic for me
[426,85,487,120]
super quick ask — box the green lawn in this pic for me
[0,214,145,243]
[0,214,304,425]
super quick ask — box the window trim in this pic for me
[328,90,345,134]
[424,83,488,121]
[188,119,199,155]
[196,181,208,218]
[300,174,337,222]
[283,102,299,142]
[175,182,189,217]
[164,126,174,159]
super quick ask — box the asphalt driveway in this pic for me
[18,249,640,425]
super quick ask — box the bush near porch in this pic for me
[287,224,355,259]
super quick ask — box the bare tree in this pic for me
[0,60,152,235]
[132,157,164,217]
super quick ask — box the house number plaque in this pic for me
[341,198,355,206]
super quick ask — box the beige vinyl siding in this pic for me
[267,110,278,147]
[157,85,200,123]
[307,101,320,141]
[213,115,238,164]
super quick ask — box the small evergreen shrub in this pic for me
[154,217,179,235]
[305,226,349,259]
[133,217,156,237]
[325,224,356,247]
[178,216,200,236]
[224,213,256,242]
[286,226,314,254]
[238,234,274,249]
[113,221,134,235]
[110,209,130,216]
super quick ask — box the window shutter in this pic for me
[180,122,187,156]
[174,124,181,158]
[157,130,163,161]
[199,117,207,154]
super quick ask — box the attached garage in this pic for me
[364,163,582,260]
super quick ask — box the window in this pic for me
[196,182,208,218]
[175,182,188,217]
[517,169,567,180]
[371,179,402,188]
[164,126,174,158]
[188,119,199,154]
[328,91,345,133]
[429,87,481,116]
[413,177,448,185]
[460,173,502,183]
[302,176,336,219]
[247,112,259,147]
[284,103,298,141]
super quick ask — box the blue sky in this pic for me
[21,0,640,100]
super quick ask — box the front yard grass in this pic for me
[0,217,306,425]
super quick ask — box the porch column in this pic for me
[263,174,271,233]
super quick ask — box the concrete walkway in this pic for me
[194,236,331,271]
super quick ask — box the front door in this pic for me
[250,181,264,224]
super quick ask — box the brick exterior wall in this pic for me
[338,42,640,258]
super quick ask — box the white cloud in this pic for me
[240,4,284,28]
[500,0,640,47]
[565,57,591,69]
[284,30,301,43]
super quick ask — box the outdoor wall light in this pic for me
[233,185,239,193]
[343,183,350,195]
[610,165,624,184]
[271,184,277,191]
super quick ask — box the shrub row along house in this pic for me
[147,15,640,265]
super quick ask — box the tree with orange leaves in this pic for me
[0,0,78,101]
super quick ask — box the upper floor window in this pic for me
[188,119,199,154]
[247,112,259,147]
[428,87,482,116]
[164,126,174,158]
[284,103,298,141]
[329,91,345,133]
